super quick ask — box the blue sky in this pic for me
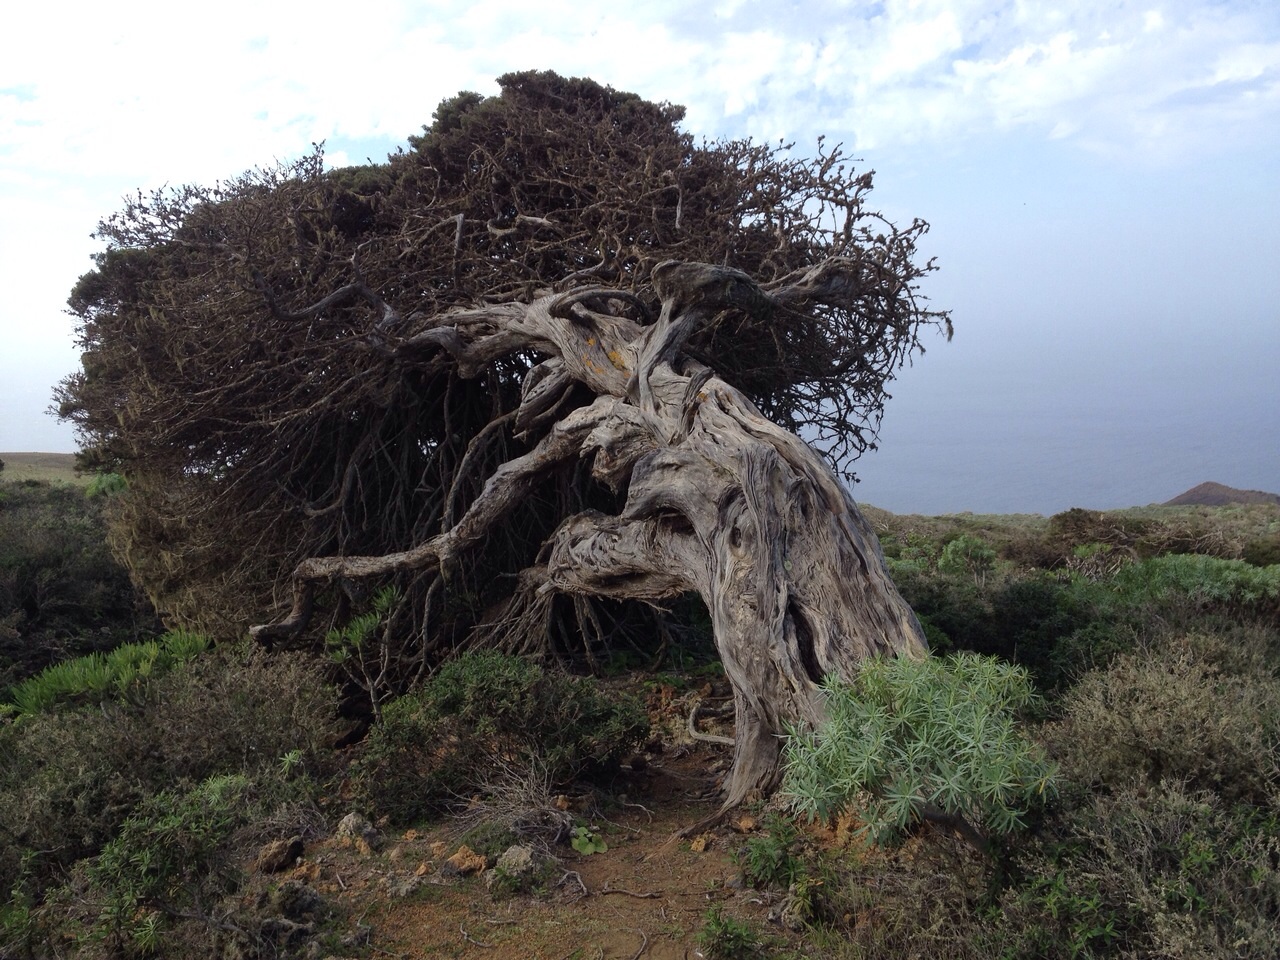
[2,0,1277,513]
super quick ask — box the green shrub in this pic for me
[733,814,803,890]
[0,479,155,690]
[0,647,337,901]
[996,781,1280,959]
[1101,554,1280,622]
[783,653,1057,849]
[349,650,649,824]
[939,534,997,587]
[1052,635,1280,807]
[1243,532,1280,567]
[81,773,253,954]
[4,629,210,718]
[698,906,768,960]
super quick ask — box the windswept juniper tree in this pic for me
[60,71,948,813]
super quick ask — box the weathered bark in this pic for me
[252,261,929,819]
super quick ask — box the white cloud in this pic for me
[2,0,1279,453]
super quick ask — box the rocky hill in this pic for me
[1165,481,1280,507]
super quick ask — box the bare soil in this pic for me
[264,745,806,960]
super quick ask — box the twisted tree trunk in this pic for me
[252,261,929,819]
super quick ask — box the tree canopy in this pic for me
[59,71,946,803]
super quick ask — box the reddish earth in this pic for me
[247,682,817,959]
[272,746,800,959]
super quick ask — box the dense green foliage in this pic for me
[760,505,1280,959]
[4,628,208,718]
[784,654,1057,847]
[349,650,649,824]
[0,646,338,944]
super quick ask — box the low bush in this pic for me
[733,813,804,890]
[3,629,209,718]
[995,781,1280,959]
[0,646,337,903]
[76,773,254,955]
[1105,553,1280,620]
[349,650,649,824]
[783,653,1057,850]
[698,906,769,960]
[1051,634,1280,808]
[0,479,155,690]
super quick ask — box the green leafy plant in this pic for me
[783,653,1057,851]
[324,584,401,718]
[734,814,803,889]
[279,749,305,778]
[4,629,209,718]
[85,774,251,953]
[84,472,127,498]
[939,534,998,587]
[698,906,767,960]
[570,825,608,855]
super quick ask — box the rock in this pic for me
[335,813,380,854]
[340,924,372,948]
[486,844,549,895]
[254,836,304,874]
[441,844,487,877]
[383,873,423,898]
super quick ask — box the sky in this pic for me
[2,0,1277,514]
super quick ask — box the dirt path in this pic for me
[278,745,802,959]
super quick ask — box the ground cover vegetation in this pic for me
[4,465,1277,957]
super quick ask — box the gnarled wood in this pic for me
[253,261,929,818]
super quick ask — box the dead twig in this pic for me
[687,699,735,747]
[629,928,649,960]
[600,884,661,899]
[460,923,494,948]
[557,869,588,901]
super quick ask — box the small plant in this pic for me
[570,825,607,855]
[3,629,210,718]
[734,814,802,889]
[783,653,1057,851]
[279,749,305,778]
[698,906,766,960]
[324,585,401,719]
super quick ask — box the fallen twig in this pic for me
[629,928,649,960]
[460,924,494,948]
[557,869,588,901]
[600,884,660,899]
